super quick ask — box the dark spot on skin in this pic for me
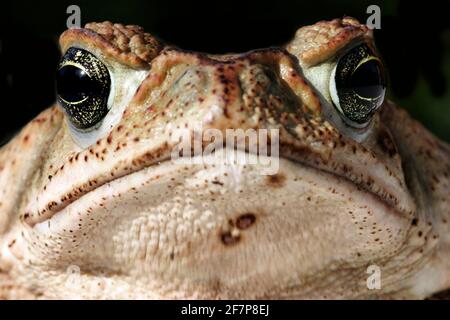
[266,173,286,187]
[425,149,434,160]
[220,231,241,246]
[223,107,230,118]
[236,213,256,230]
[378,129,397,157]
[8,239,16,248]
[411,218,418,226]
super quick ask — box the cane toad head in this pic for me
[0,18,449,299]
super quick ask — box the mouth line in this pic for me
[28,149,409,228]
[302,157,406,216]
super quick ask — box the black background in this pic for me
[1,0,449,145]
[0,299,449,317]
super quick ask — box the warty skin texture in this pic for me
[0,18,449,299]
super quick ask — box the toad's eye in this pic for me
[56,47,111,130]
[329,44,386,128]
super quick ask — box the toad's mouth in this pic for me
[26,146,416,230]
[25,150,418,301]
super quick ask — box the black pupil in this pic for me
[56,65,99,102]
[350,59,385,99]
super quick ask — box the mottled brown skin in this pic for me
[0,18,449,299]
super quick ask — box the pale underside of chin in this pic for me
[20,151,419,299]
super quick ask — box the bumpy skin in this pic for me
[0,18,449,299]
